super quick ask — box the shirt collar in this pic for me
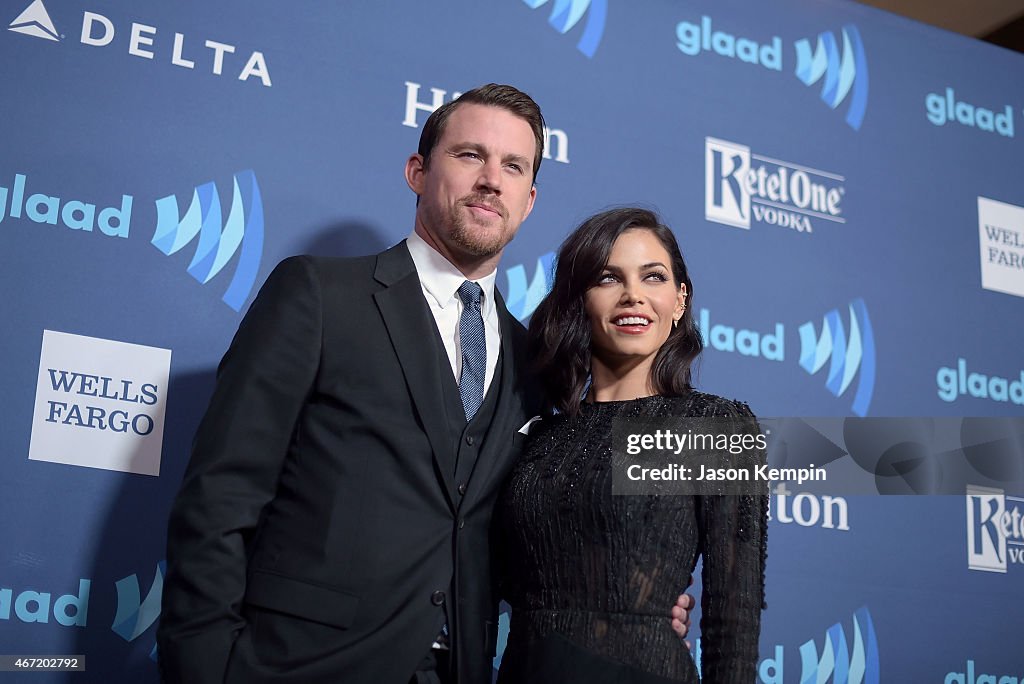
[406,230,498,317]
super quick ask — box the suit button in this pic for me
[465,435,475,446]
[457,482,467,496]
[458,518,465,529]
[431,591,445,606]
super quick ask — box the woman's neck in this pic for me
[588,357,656,402]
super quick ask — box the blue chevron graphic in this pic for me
[798,299,876,416]
[152,170,264,311]
[111,561,164,643]
[794,25,869,130]
[520,0,607,58]
[505,251,555,321]
[799,607,879,684]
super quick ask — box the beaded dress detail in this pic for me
[497,392,767,683]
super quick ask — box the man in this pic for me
[158,84,690,684]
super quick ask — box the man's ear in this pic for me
[519,185,537,223]
[405,153,425,194]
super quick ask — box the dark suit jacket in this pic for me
[158,242,536,684]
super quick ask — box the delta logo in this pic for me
[8,0,59,41]
[676,16,869,131]
[518,0,607,58]
[1,170,265,312]
[7,1,271,87]
[705,136,847,235]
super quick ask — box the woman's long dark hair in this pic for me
[527,207,703,416]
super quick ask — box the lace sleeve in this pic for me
[697,401,768,683]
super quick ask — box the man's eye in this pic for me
[506,163,524,174]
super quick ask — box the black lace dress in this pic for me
[496,392,767,683]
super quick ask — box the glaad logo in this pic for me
[699,300,875,415]
[696,607,879,683]
[505,251,555,321]
[798,299,875,418]
[152,170,264,312]
[793,607,879,684]
[0,579,90,626]
[936,358,1024,405]
[926,88,1014,137]
[676,16,869,130]
[402,81,571,165]
[699,308,784,361]
[112,562,164,659]
[0,563,164,659]
[519,0,607,58]
[966,485,1024,573]
[8,0,59,41]
[676,16,781,69]
[794,26,869,131]
[493,602,513,673]
[945,660,1024,684]
[704,137,846,235]
[0,173,132,237]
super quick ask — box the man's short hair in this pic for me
[417,83,546,183]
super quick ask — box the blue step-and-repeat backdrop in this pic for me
[2,0,1022,681]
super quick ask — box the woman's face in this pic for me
[584,228,686,374]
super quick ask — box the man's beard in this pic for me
[447,194,514,258]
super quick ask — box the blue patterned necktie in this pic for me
[457,280,486,421]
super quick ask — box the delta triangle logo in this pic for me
[9,0,60,41]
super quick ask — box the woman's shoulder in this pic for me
[667,390,757,419]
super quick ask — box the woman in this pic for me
[497,207,767,683]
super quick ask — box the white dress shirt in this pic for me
[406,230,501,397]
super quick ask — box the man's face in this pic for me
[406,103,538,274]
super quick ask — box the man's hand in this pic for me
[671,577,695,648]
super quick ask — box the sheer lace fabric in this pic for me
[498,393,767,683]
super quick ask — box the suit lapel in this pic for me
[466,290,524,493]
[373,242,457,509]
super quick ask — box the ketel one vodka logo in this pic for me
[967,485,1024,573]
[705,137,846,235]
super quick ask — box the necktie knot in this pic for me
[457,280,483,309]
